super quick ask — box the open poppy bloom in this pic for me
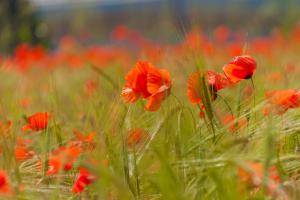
[122,61,151,103]
[0,171,12,196]
[238,161,285,198]
[22,112,51,132]
[145,66,172,111]
[121,61,172,111]
[223,55,257,83]
[47,145,81,176]
[263,89,300,115]
[187,70,231,104]
[72,167,96,193]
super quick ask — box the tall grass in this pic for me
[0,26,300,199]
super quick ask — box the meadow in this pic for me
[0,24,299,199]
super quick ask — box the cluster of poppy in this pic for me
[19,112,96,194]
[0,37,130,72]
[122,54,300,121]
[0,111,148,196]
[121,55,256,115]
[0,24,299,197]
[0,24,299,75]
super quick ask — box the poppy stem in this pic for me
[43,128,51,179]
[250,77,257,122]
[119,106,137,198]
[236,84,242,117]
[133,149,140,199]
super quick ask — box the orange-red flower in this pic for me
[0,120,12,136]
[47,145,81,176]
[264,89,300,115]
[145,66,172,111]
[71,130,96,151]
[127,128,145,147]
[187,70,231,104]
[111,25,130,41]
[72,167,96,193]
[122,61,172,111]
[15,138,35,161]
[222,114,248,132]
[223,55,257,83]
[0,171,12,196]
[122,61,151,103]
[84,80,98,96]
[20,98,31,109]
[15,147,34,161]
[238,161,284,198]
[214,25,230,42]
[22,112,50,132]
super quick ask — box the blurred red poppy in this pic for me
[22,112,51,132]
[84,80,98,96]
[0,171,12,196]
[214,25,230,42]
[127,128,145,147]
[187,70,231,104]
[222,114,247,132]
[264,89,300,115]
[238,161,284,198]
[47,145,81,176]
[71,130,96,151]
[15,137,35,161]
[72,167,96,193]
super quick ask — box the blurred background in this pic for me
[0,0,300,52]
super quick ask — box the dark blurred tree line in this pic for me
[0,0,47,53]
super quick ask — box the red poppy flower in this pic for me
[71,130,96,151]
[121,61,151,103]
[84,80,98,96]
[222,114,247,132]
[187,70,231,104]
[15,139,35,162]
[264,89,300,115]
[20,98,31,109]
[111,25,130,41]
[127,128,145,147]
[0,171,12,196]
[214,25,230,42]
[122,61,172,111]
[145,66,171,111]
[223,55,257,83]
[47,145,81,176]
[22,112,50,132]
[0,120,12,136]
[72,168,96,193]
[238,161,284,198]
